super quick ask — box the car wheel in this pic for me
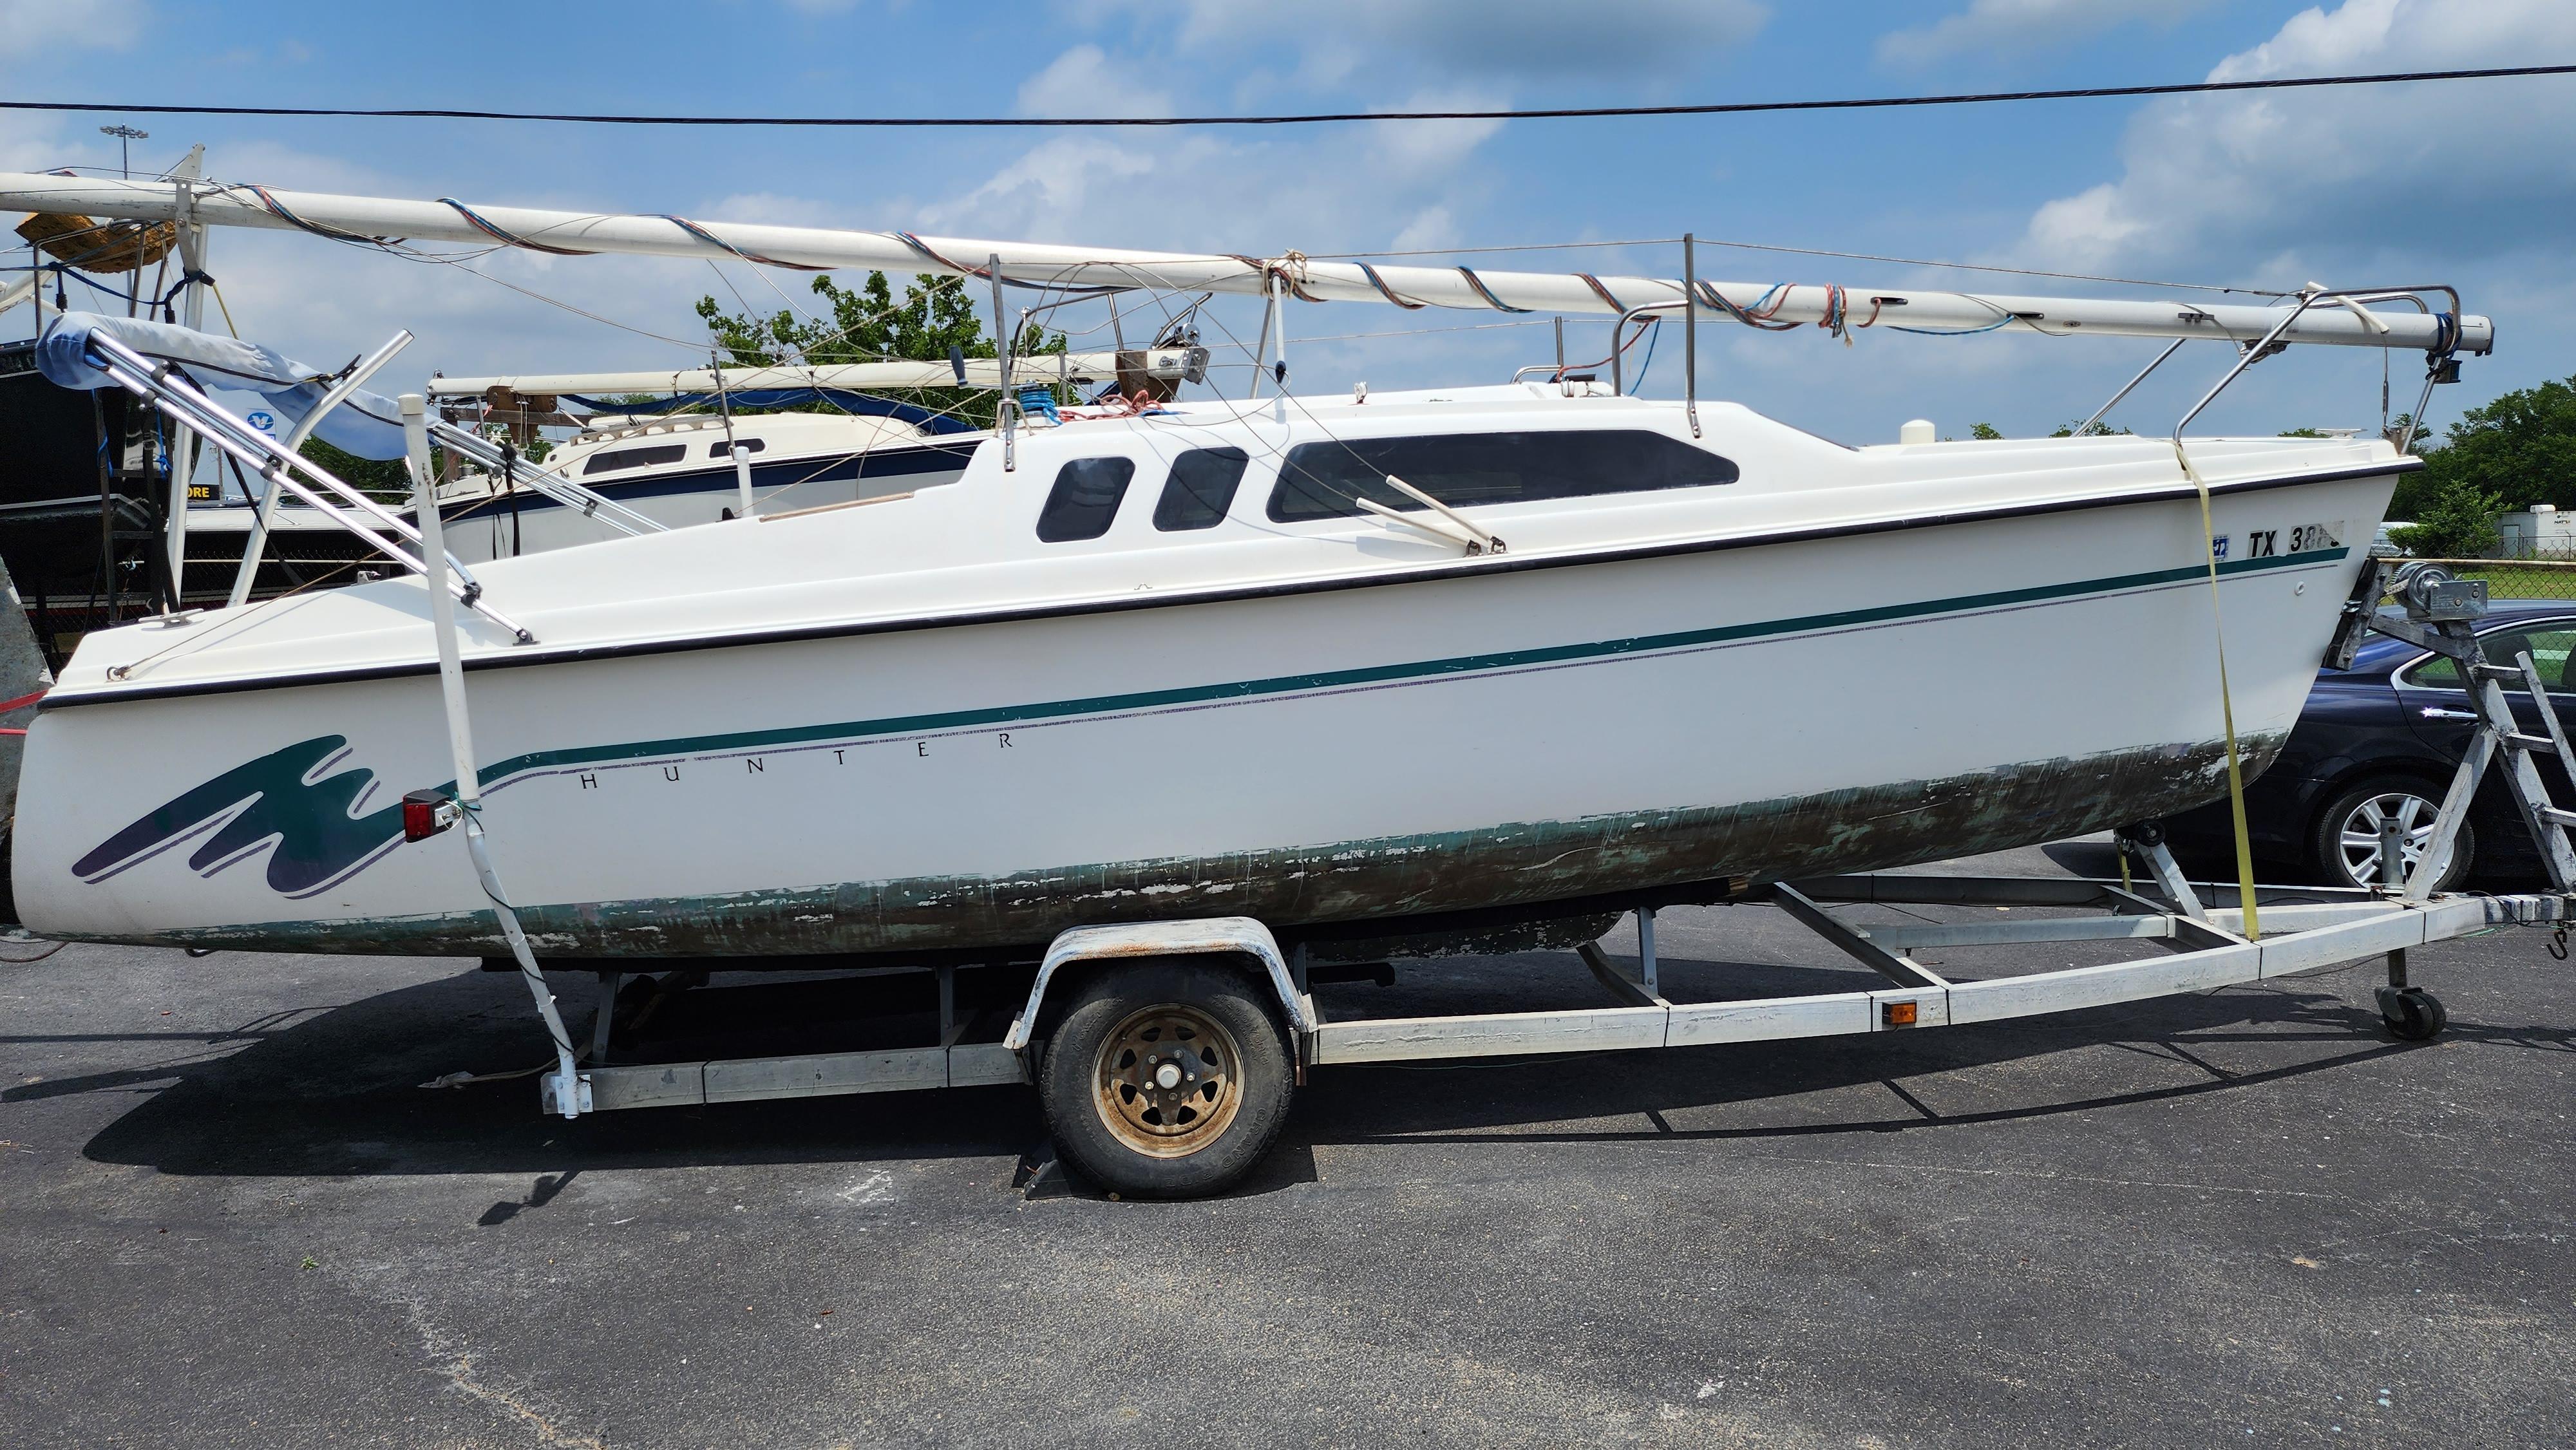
[1037,959,1294,1199]
[2309,778,2470,892]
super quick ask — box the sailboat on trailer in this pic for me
[0,169,2481,966]
[0,169,2503,1196]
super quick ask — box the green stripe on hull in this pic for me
[459,546,2344,787]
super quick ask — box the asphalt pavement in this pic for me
[4,838,2572,1447]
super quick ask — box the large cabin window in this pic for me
[1152,447,1250,532]
[1036,457,1137,541]
[583,443,687,476]
[1265,429,1738,522]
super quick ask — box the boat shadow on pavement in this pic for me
[13,939,2517,1198]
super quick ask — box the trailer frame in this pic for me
[551,856,2568,1113]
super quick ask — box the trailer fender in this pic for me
[1003,916,1311,1066]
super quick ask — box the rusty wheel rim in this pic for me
[1092,1003,1244,1158]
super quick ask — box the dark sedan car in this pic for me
[2159,600,2576,890]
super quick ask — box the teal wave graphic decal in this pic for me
[73,735,407,898]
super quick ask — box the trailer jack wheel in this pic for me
[1038,959,1294,1199]
[2375,984,2448,1042]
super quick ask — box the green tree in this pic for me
[2390,478,2503,559]
[694,272,1065,428]
[298,435,415,502]
[1969,422,2003,440]
[2403,375,2576,513]
[2385,376,2576,532]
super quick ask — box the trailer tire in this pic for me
[2309,777,2469,893]
[1038,959,1293,1199]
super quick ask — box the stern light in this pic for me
[402,789,460,842]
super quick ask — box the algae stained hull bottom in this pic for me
[12,473,2382,956]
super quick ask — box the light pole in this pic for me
[99,124,148,178]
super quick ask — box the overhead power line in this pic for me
[4,64,2573,131]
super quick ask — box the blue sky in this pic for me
[6,0,2574,446]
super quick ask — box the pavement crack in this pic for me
[384,1287,606,1448]
[1734,1151,2352,1202]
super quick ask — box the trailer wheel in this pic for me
[2376,984,2448,1041]
[1039,959,1293,1199]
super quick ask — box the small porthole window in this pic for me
[706,437,766,459]
[1153,447,1249,532]
[1036,457,1137,541]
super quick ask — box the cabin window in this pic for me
[1152,447,1250,532]
[1036,457,1137,542]
[582,443,687,476]
[1265,429,1738,522]
[706,437,767,459]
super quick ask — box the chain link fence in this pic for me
[2409,558,2576,602]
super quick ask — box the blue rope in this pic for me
[1887,315,2014,336]
[1629,318,1660,395]
[1456,266,1530,314]
[439,197,595,256]
[660,214,829,272]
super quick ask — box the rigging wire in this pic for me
[1318,236,2289,297]
[7,64,2573,129]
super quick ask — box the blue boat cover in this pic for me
[37,311,408,460]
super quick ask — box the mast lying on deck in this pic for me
[0,172,2490,354]
[424,348,1210,399]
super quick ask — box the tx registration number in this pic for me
[2211,520,2342,560]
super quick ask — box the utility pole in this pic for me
[98,125,148,178]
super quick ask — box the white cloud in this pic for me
[1878,0,2214,67]
[2012,0,2576,277]
[1153,0,1767,84]
[0,0,144,65]
[914,135,1165,242]
[1365,89,1508,177]
[1017,44,1173,120]
[1388,205,1458,253]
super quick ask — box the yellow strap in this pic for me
[2176,440,2262,940]
[207,279,240,338]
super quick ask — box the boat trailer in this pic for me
[554,861,2561,1109]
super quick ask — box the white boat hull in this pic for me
[12,469,2390,957]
